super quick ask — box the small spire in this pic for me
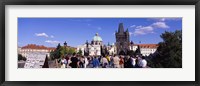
[86,40,89,47]
[95,33,99,36]
[64,41,67,46]
[86,40,88,44]
[126,28,129,32]
[107,42,110,46]
[130,41,133,45]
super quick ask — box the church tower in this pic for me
[115,23,130,55]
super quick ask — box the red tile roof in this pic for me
[21,44,56,50]
[135,44,158,48]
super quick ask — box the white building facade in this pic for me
[106,43,117,55]
[129,43,158,56]
[18,44,55,58]
[77,33,103,56]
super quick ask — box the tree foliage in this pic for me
[77,49,83,55]
[147,30,182,68]
[50,43,76,60]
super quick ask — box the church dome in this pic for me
[93,33,102,42]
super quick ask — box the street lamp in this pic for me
[64,41,67,55]
[85,40,89,56]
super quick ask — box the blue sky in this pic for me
[18,18,182,47]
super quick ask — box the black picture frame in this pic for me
[0,0,199,86]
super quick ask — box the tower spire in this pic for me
[126,28,129,32]
[118,23,124,33]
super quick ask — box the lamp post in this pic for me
[64,41,67,55]
[85,40,89,56]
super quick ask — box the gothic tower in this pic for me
[115,23,130,55]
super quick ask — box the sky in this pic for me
[18,18,182,47]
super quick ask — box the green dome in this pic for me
[93,33,102,41]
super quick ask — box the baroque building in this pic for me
[77,33,103,56]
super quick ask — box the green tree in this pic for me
[50,51,55,60]
[77,49,83,55]
[148,30,182,68]
[50,43,76,60]
[53,43,62,59]
[68,48,76,55]
[60,46,67,56]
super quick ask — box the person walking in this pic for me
[92,56,100,68]
[113,55,120,68]
[67,56,72,68]
[132,56,136,68]
[60,56,67,68]
[101,56,109,68]
[79,56,85,68]
[106,55,111,65]
[141,56,147,68]
[88,56,93,68]
[70,53,79,68]
[110,55,114,68]
[126,56,133,68]
[84,56,89,68]
[119,56,124,68]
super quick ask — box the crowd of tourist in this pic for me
[58,53,148,68]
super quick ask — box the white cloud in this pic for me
[151,22,169,29]
[136,25,142,28]
[132,18,175,36]
[133,21,169,36]
[45,40,60,45]
[50,35,54,38]
[150,18,182,22]
[35,33,48,37]
[35,33,56,38]
[134,26,154,36]
[130,25,136,28]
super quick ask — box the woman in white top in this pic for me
[113,55,120,68]
[140,56,147,68]
[84,56,89,68]
[67,57,72,68]
[60,57,67,68]
[131,56,136,67]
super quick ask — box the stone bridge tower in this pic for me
[115,23,130,55]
